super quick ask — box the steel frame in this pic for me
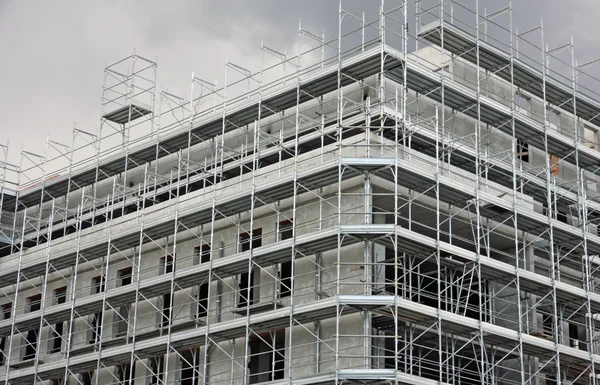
[3,1,600,385]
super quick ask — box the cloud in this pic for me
[1,0,599,179]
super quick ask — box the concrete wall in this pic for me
[405,44,600,197]
[0,139,371,384]
[3,44,600,385]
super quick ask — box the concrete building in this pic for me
[2,1,600,384]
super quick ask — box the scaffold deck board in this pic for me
[419,20,600,128]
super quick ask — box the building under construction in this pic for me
[2,1,600,384]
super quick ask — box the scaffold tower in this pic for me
[2,1,600,384]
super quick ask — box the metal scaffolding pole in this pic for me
[5,2,600,385]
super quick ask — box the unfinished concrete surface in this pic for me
[2,1,600,384]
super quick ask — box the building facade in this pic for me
[1,1,600,384]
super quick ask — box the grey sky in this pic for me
[1,0,599,177]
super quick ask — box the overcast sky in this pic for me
[1,0,599,179]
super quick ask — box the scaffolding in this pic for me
[3,1,600,384]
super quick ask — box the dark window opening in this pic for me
[90,277,104,344]
[90,312,102,344]
[194,244,211,265]
[194,244,211,318]
[517,139,529,163]
[239,229,262,308]
[27,294,42,313]
[81,372,93,385]
[384,251,487,322]
[116,268,132,336]
[542,206,568,224]
[1,303,11,320]
[161,294,173,328]
[238,270,254,308]
[279,261,292,298]
[92,276,105,294]
[51,321,63,354]
[383,332,405,369]
[118,363,135,385]
[119,267,133,286]
[542,314,553,335]
[23,329,37,360]
[241,234,249,252]
[0,303,11,365]
[54,287,67,305]
[569,322,579,348]
[159,255,174,275]
[240,229,262,253]
[248,331,285,383]
[0,336,5,365]
[180,350,200,385]
[383,247,396,295]
[278,220,293,241]
[569,322,578,339]
[150,356,164,385]
[197,284,209,319]
[557,211,568,224]
[272,335,285,381]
